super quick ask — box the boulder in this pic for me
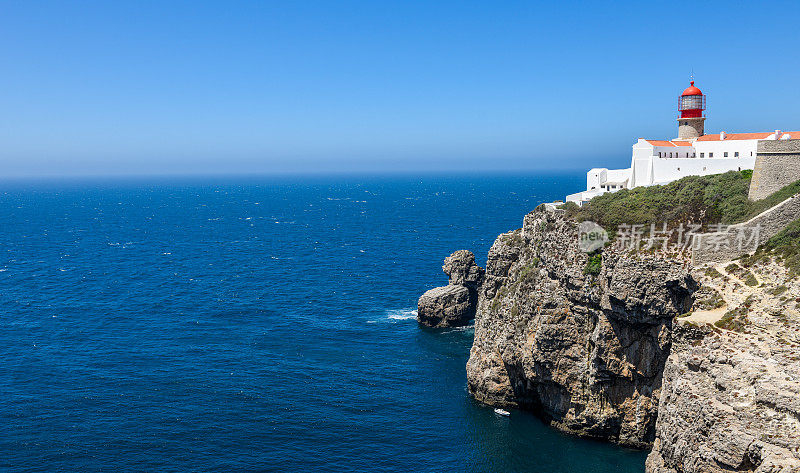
[417,285,474,328]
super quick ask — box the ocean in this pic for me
[0,173,647,472]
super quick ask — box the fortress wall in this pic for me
[748,139,800,200]
[692,192,800,264]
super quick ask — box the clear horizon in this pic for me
[2,1,800,177]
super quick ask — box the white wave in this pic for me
[386,308,418,320]
[443,325,475,334]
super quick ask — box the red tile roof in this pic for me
[645,140,692,147]
[695,131,800,141]
[645,132,799,146]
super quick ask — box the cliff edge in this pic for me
[465,207,696,448]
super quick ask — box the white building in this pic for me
[566,81,797,205]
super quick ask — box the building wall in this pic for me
[694,139,758,160]
[650,157,755,184]
[631,158,652,188]
[748,139,800,200]
[587,168,607,191]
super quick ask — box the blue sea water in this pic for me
[0,173,647,472]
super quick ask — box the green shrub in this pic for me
[745,218,800,276]
[562,171,800,231]
[715,305,749,332]
[584,252,602,276]
[743,178,800,221]
[518,262,539,282]
[693,287,725,310]
[768,285,788,296]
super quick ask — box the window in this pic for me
[677,167,681,171]
[669,152,673,158]
[703,167,707,171]
[735,152,739,157]
[700,152,704,158]
[709,152,714,157]
[738,167,741,171]
[724,152,728,157]
[751,152,754,156]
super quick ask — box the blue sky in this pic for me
[1,1,799,177]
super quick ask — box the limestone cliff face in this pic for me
[646,262,800,473]
[465,208,697,448]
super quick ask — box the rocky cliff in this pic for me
[465,207,697,448]
[646,261,800,472]
[419,204,800,469]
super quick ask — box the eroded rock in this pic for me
[417,250,485,328]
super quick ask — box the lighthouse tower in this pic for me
[677,80,706,139]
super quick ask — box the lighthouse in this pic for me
[564,80,799,205]
[677,80,706,139]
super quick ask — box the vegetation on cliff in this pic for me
[742,217,800,276]
[560,171,800,231]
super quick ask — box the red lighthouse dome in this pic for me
[678,80,706,118]
[681,81,703,96]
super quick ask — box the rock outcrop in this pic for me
[417,250,485,328]
[465,208,697,448]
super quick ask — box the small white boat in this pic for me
[493,408,510,416]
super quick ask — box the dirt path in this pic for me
[683,306,727,325]
[683,262,760,326]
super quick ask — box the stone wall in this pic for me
[748,139,800,200]
[692,192,800,264]
[676,117,705,140]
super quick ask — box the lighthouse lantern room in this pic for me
[676,80,707,139]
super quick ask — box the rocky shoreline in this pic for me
[418,206,800,472]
